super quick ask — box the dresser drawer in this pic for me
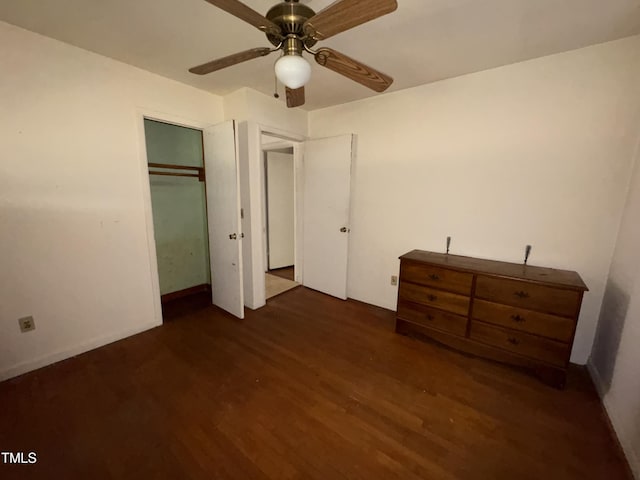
[398,282,470,316]
[472,299,575,343]
[397,301,468,336]
[470,321,569,367]
[475,276,580,317]
[400,261,473,295]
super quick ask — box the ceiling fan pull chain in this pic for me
[273,72,280,99]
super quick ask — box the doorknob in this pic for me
[229,233,237,240]
[340,227,350,233]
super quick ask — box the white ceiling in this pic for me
[2,0,640,110]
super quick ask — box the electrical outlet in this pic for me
[390,275,398,286]
[19,316,35,333]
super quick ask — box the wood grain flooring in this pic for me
[161,290,212,321]
[269,266,295,281]
[265,273,300,299]
[0,287,631,480]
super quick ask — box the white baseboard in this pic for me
[587,360,607,397]
[587,361,639,480]
[0,321,161,382]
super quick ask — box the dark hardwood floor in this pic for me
[161,290,212,321]
[268,266,295,281]
[0,287,631,479]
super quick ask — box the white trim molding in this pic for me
[0,322,160,382]
[587,361,639,479]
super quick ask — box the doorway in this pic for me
[144,119,211,320]
[261,138,300,299]
[239,124,354,307]
[141,115,244,323]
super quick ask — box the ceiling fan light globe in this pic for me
[275,55,311,89]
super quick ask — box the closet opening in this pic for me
[144,118,212,321]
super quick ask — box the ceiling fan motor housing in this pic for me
[266,0,317,48]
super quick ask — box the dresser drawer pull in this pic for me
[428,274,440,281]
[510,314,526,323]
[425,314,434,321]
[514,291,530,299]
[508,337,521,345]
[427,294,438,302]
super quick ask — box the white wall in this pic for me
[0,22,224,380]
[309,35,640,364]
[223,87,308,137]
[590,143,640,478]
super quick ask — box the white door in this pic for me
[203,120,244,318]
[302,135,353,300]
[266,151,295,270]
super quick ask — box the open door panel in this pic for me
[203,120,245,318]
[302,134,353,300]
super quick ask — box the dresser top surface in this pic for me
[399,250,588,291]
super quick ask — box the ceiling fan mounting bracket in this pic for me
[265,0,317,49]
[282,35,305,56]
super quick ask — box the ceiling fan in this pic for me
[189,0,398,108]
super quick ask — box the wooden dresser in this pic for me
[395,250,588,387]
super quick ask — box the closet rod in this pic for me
[147,162,205,181]
[149,171,200,179]
[147,162,202,171]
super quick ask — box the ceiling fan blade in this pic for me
[286,87,305,108]
[189,47,272,75]
[303,0,397,41]
[314,48,393,92]
[203,0,281,35]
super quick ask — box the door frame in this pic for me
[238,122,304,309]
[136,108,216,325]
